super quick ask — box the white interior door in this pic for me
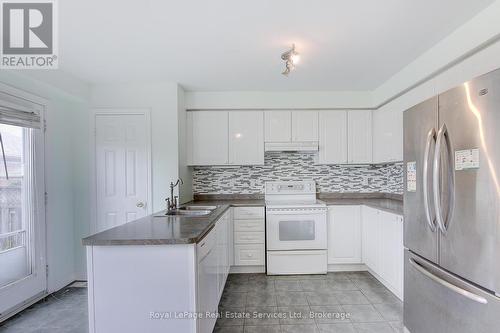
[94,111,151,233]
[0,91,46,319]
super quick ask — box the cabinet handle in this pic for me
[247,253,253,257]
[200,242,205,248]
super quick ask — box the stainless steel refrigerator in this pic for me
[403,69,500,333]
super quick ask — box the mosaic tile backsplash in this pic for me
[193,152,403,195]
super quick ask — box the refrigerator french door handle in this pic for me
[433,124,455,233]
[423,128,437,232]
[443,127,455,231]
[409,258,488,304]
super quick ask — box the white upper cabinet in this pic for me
[229,111,264,165]
[373,107,403,163]
[265,111,291,142]
[265,110,318,142]
[348,110,373,164]
[328,205,362,264]
[187,111,263,166]
[187,111,228,165]
[292,111,318,142]
[319,111,348,164]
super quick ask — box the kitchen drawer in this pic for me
[233,207,264,219]
[234,219,265,232]
[234,231,265,244]
[234,244,265,266]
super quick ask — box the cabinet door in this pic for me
[328,206,361,264]
[188,111,228,165]
[373,107,403,163]
[229,111,264,165]
[319,111,348,164]
[215,223,224,299]
[380,212,405,297]
[348,110,372,164]
[265,111,291,142]
[197,231,217,333]
[292,111,318,142]
[396,216,404,298]
[378,211,394,286]
[228,210,234,267]
[361,206,381,272]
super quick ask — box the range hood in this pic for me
[265,141,319,152]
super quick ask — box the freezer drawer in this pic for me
[405,250,500,333]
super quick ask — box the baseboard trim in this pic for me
[0,291,47,323]
[230,265,265,274]
[327,263,367,272]
[366,267,404,301]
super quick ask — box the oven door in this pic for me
[266,208,327,251]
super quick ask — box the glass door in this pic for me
[0,95,46,319]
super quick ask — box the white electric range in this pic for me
[265,181,328,275]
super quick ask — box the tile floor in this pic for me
[0,286,88,333]
[215,271,403,333]
[0,271,403,333]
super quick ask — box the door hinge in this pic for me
[46,264,49,279]
[43,119,47,133]
[44,192,48,206]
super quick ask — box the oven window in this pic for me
[279,220,315,241]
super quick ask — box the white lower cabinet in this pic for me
[327,206,362,264]
[197,229,218,333]
[232,207,265,268]
[327,205,403,299]
[197,210,231,333]
[362,206,381,272]
[234,244,265,265]
[361,206,404,299]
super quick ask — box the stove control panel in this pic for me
[265,181,316,195]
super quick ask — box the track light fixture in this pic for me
[281,44,300,76]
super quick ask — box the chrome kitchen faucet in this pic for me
[166,178,183,212]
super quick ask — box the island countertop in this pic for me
[82,204,232,246]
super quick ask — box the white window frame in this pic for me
[0,81,47,320]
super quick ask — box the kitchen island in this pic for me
[82,204,234,333]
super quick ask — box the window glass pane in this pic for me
[0,124,32,288]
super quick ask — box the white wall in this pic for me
[185,90,373,110]
[177,86,193,204]
[0,70,90,292]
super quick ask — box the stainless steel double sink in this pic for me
[160,205,217,217]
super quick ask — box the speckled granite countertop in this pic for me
[82,204,232,246]
[193,193,403,215]
[318,193,403,215]
[189,194,265,207]
[83,193,402,246]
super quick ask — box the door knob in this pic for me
[136,202,145,208]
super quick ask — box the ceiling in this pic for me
[59,0,494,91]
